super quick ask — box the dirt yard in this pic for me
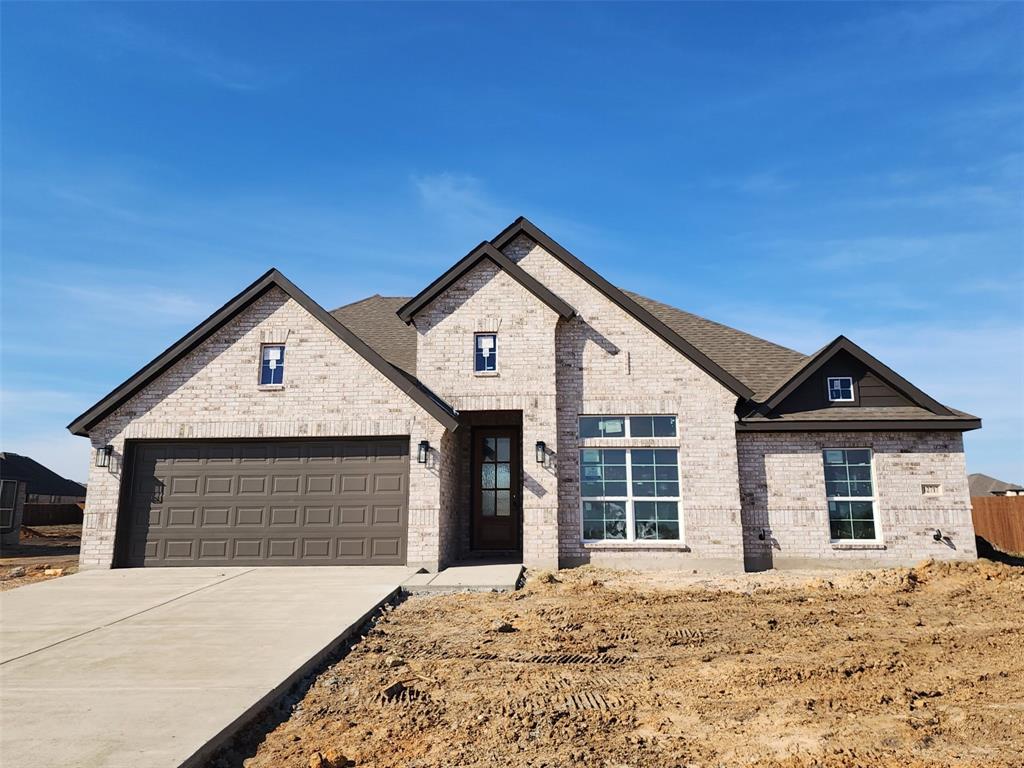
[0,524,80,591]
[226,560,1023,768]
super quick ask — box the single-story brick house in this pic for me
[69,217,981,571]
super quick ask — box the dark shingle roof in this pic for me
[0,453,86,496]
[330,291,806,401]
[330,295,417,375]
[623,291,807,400]
[969,473,1024,497]
[740,406,976,424]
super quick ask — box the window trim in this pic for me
[577,414,679,440]
[826,376,855,402]
[259,344,286,387]
[579,447,683,543]
[474,332,498,374]
[823,447,882,544]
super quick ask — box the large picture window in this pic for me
[580,446,681,542]
[823,448,878,541]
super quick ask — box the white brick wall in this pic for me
[81,288,444,570]
[737,430,977,567]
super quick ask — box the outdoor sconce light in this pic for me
[535,441,546,465]
[96,445,113,468]
[758,528,768,541]
[417,440,430,464]
[933,529,943,542]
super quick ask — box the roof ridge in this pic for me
[622,289,806,358]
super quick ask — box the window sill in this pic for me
[474,371,500,377]
[257,384,286,391]
[583,540,691,552]
[830,542,886,551]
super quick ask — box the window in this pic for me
[580,447,681,541]
[0,480,17,532]
[578,415,677,439]
[827,376,854,402]
[823,449,877,541]
[260,344,285,386]
[474,333,496,373]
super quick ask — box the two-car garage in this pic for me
[116,438,410,567]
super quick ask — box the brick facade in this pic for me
[78,240,977,573]
[737,430,976,568]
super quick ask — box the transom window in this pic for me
[578,415,677,439]
[827,376,854,402]
[823,448,877,541]
[260,344,285,386]
[475,333,497,373]
[580,448,681,541]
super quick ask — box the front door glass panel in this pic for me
[481,437,512,517]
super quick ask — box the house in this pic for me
[969,473,1024,497]
[67,218,981,572]
[0,454,87,543]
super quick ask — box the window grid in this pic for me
[823,448,879,542]
[580,448,681,543]
[260,344,285,386]
[474,333,497,373]
[827,376,854,402]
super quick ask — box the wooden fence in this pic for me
[972,496,1024,556]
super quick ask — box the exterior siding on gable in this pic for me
[502,235,746,569]
[775,349,914,414]
[80,288,448,570]
[738,430,976,568]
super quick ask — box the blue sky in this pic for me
[2,2,1021,483]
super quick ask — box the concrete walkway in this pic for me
[0,567,411,768]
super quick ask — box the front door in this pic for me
[471,428,521,550]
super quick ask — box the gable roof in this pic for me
[623,291,807,401]
[67,269,459,437]
[396,242,577,323]
[969,473,1024,497]
[0,453,87,496]
[759,335,954,415]
[490,217,756,400]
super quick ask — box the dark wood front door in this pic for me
[471,428,521,550]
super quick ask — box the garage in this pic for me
[117,438,409,566]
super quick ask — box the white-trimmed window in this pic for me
[579,414,682,542]
[260,344,285,386]
[474,333,497,373]
[578,415,677,439]
[0,480,17,533]
[827,376,854,402]
[823,449,878,541]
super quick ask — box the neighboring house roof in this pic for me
[969,473,1024,497]
[67,269,460,437]
[396,242,577,323]
[0,453,86,497]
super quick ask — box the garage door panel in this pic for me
[120,439,409,566]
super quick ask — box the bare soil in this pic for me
[0,525,80,591]
[232,560,1023,768]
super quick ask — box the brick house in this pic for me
[68,218,981,572]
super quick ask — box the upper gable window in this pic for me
[260,344,285,386]
[827,376,854,402]
[475,334,497,373]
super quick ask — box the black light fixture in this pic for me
[933,529,943,542]
[96,445,113,468]
[535,441,546,465]
[417,440,430,464]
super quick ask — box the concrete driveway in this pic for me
[0,566,414,768]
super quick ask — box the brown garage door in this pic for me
[118,438,409,566]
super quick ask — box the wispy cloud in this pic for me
[96,15,273,92]
[413,172,514,236]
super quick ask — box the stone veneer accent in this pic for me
[737,430,977,568]
[80,288,447,570]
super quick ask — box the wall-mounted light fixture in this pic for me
[933,529,943,541]
[96,445,113,468]
[535,441,546,465]
[417,440,430,464]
